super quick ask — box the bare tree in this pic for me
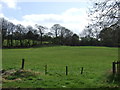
[89,0,120,74]
[35,24,47,45]
[16,24,25,47]
[0,18,8,46]
[51,24,61,38]
[89,0,120,28]
[7,22,15,47]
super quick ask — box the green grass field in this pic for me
[2,46,119,88]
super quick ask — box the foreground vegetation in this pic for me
[2,46,119,88]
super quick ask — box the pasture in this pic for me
[2,46,119,88]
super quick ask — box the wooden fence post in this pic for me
[112,61,116,74]
[81,67,83,74]
[21,59,25,69]
[45,65,47,75]
[66,66,68,75]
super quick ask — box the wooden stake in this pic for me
[112,62,116,74]
[81,67,83,74]
[21,59,25,69]
[66,66,68,75]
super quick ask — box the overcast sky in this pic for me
[0,0,93,34]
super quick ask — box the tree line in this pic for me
[0,17,119,48]
[1,18,80,48]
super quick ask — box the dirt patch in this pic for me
[1,69,41,82]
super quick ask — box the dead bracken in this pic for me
[1,69,41,82]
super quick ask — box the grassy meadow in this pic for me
[2,46,119,88]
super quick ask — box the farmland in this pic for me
[2,46,119,88]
